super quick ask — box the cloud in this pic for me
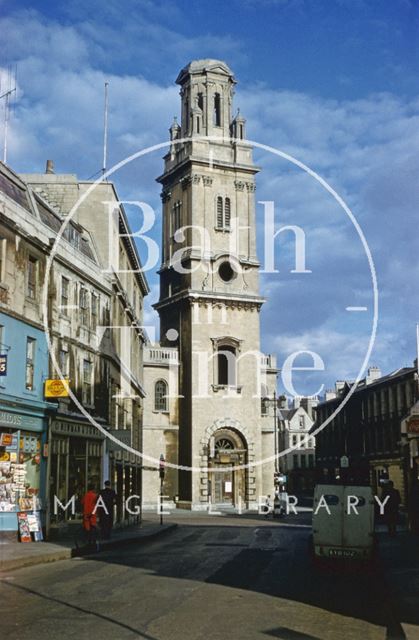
[1,5,417,394]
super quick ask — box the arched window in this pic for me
[215,197,231,230]
[216,196,223,228]
[154,379,168,412]
[224,197,231,227]
[217,345,236,386]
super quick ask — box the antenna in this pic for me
[102,81,109,175]
[1,66,17,165]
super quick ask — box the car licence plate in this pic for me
[329,548,356,558]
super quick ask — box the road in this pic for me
[0,515,407,640]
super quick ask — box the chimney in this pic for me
[325,389,336,401]
[45,160,54,174]
[366,366,381,384]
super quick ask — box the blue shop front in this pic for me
[0,313,55,539]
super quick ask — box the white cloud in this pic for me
[1,6,417,391]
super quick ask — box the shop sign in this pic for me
[45,379,70,398]
[52,419,104,440]
[0,433,13,446]
[0,410,43,432]
[407,417,419,434]
[0,354,7,376]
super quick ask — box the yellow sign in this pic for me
[45,379,70,398]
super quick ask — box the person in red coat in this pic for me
[81,484,98,544]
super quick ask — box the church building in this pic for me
[143,59,277,510]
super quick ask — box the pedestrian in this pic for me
[98,480,117,540]
[81,483,98,545]
[264,494,272,518]
[384,480,401,537]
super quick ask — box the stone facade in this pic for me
[20,167,150,527]
[149,60,278,510]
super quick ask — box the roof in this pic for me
[318,365,416,407]
[176,59,234,84]
[0,162,98,264]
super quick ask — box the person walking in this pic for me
[98,480,117,540]
[384,480,401,537]
[81,483,98,545]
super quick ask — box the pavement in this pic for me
[0,519,177,572]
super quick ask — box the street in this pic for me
[0,513,411,640]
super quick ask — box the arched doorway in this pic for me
[208,429,247,507]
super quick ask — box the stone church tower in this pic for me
[144,59,277,510]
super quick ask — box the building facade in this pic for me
[278,398,316,494]
[314,365,418,506]
[21,170,149,527]
[148,59,278,510]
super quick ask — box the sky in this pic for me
[1,0,418,397]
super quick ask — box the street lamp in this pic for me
[263,391,279,473]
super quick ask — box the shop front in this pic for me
[0,405,50,538]
[49,417,105,529]
[402,403,419,532]
[108,448,142,526]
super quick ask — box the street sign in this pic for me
[340,455,349,468]
[0,354,7,376]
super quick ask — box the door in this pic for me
[212,465,234,505]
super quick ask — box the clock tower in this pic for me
[155,59,276,509]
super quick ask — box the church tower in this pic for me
[155,60,276,509]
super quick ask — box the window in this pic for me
[25,338,36,390]
[216,196,223,228]
[155,379,168,412]
[27,256,37,299]
[224,197,231,227]
[261,384,269,416]
[172,201,182,236]
[300,454,306,468]
[61,277,70,315]
[213,93,221,126]
[0,237,6,281]
[293,454,298,468]
[91,294,98,331]
[217,345,236,386]
[215,197,231,230]
[308,454,314,468]
[218,261,235,283]
[80,287,89,327]
[299,415,305,429]
[59,349,69,377]
[82,359,92,405]
[292,435,298,446]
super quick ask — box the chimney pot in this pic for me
[46,160,54,174]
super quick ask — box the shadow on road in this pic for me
[81,523,411,639]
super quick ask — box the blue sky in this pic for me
[1,0,418,396]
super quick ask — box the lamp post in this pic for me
[263,391,279,475]
[159,454,165,526]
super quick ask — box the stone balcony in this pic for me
[144,345,179,366]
